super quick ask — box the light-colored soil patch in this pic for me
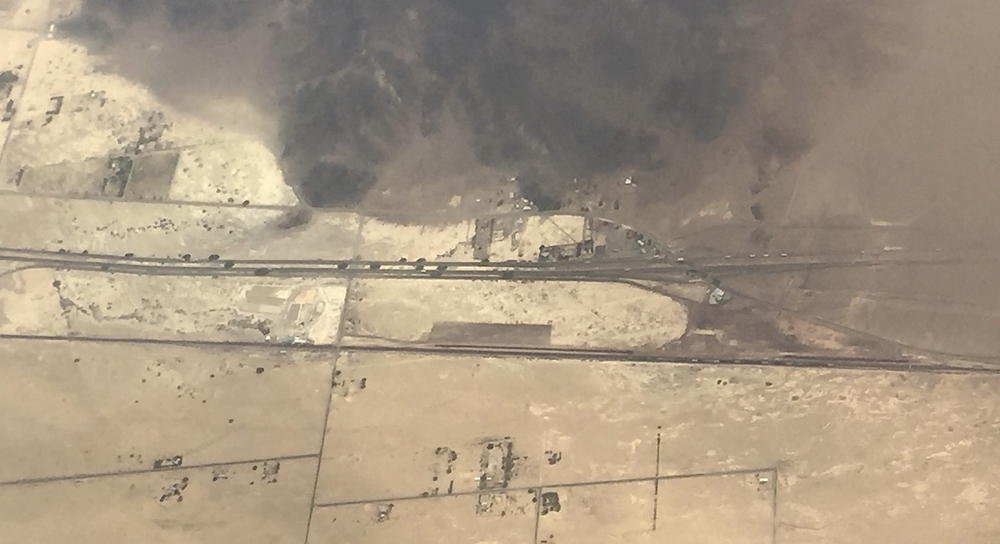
[0,194,286,256]
[0,35,295,208]
[343,278,689,349]
[358,217,476,261]
[222,210,361,261]
[0,458,317,544]
[536,481,658,543]
[169,142,297,206]
[309,494,535,544]
[322,351,1000,542]
[488,215,587,262]
[0,340,332,481]
[0,268,347,344]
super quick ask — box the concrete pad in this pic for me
[344,279,688,350]
[0,339,332,482]
[0,269,348,344]
[0,457,317,544]
[316,351,545,504]
[536,481,656,543]
[428,322,553,347]
[655,472,775,544]
[308,491,536,544]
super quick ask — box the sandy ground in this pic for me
[2,0,1000,542]
[343,278,689,350]
[357,214,588,262]
[3,0,992,364]
[0,340,332,483]
[316,351,1000,543]
[0,269,348,343]
[635,0,1000,361]
[5,346,999,542]
[0,193,289,256]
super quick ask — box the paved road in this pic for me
[3,247,999,370]
[1,332,993,374]
[1,247,997,282]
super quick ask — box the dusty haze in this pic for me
[62,0,926,208]
[61,0,1000,358]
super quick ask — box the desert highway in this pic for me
[0,247,996,281]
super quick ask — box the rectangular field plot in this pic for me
[0,340,332,482]
[309,491,536,544]
[656,471,775,544]
[0,458,317,544]
[536,470,775,544]
[315,351,544,504]
[535,480,657,543]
